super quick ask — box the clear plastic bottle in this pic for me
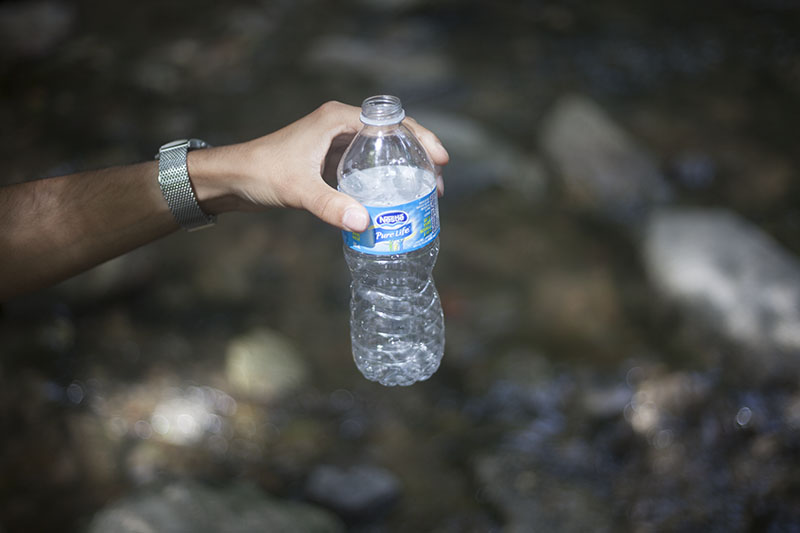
[338,95,445,386]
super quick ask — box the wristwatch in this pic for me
[156,138,216,231]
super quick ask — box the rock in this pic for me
[539,94,671,222]
[644,208,800,365]
[305,29,453,92]
[305,464,401,521]
[86,479,344,533]
[413,111,548,200]
[0,1,75,59]
[225,329,308,402]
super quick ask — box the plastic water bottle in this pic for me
[338,95,445,386]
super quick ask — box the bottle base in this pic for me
[353,342,443,386]
[357,359,442,387]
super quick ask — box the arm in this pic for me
[0,101,449,300]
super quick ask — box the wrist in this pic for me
[187,144,251,215]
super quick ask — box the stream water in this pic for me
[1,1,799,531]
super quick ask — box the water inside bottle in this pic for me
[339,166,435,207]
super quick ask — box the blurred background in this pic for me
[1,0,800,531]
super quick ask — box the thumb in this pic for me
[303,181,370,232]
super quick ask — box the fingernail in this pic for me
[343,207,368,232]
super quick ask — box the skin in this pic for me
[0,101,449,300]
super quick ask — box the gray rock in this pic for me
[644,208,800,364]
[305,31,452,91]
[539,94,671,222]
[305,464,401,521]
[225,328,308,402]
[413,111,548,200]
[86,480,344,533]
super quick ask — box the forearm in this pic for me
[0,161,177,299]
[0,143,255,300]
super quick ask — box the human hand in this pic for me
[190,101,450,232]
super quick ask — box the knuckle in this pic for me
[317,100,344,115]
[309,192,336,220]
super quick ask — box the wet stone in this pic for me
[305,464,401,522]
[644,207,800,369]
[539,94,671,223]
[86,479,345,533]
[305,26,454,93]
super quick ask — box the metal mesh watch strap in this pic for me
[157,139,216,231]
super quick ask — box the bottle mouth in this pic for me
[360,95,405,126]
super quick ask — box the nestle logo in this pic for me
[376,211,408,227]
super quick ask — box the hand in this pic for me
[192,101,450,232]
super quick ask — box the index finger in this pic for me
[315,100,364,136]
[403,116,450,167]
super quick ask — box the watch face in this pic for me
[160,139,189,151]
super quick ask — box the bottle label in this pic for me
[343,186,440,255]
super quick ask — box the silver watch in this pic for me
[156,138,216,231]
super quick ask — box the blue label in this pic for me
[343,186,440,255]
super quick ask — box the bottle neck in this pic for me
[359,122,406,136]
[360,95,405,126]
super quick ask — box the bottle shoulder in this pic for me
[338,123,434,177]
